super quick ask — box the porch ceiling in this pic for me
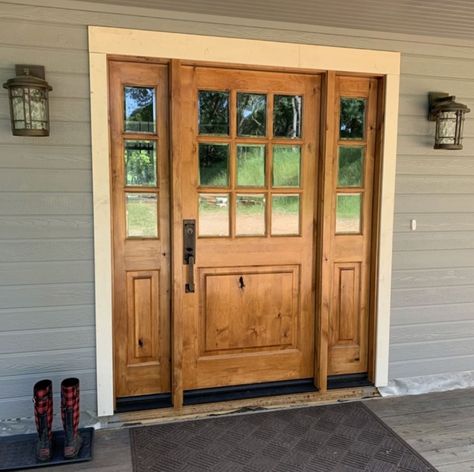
[93,0,474,41]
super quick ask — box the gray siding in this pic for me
[0,0,473,419]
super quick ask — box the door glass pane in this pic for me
[199,194,230,237]
[124,87,156,133]
[237,145,265,187]
[271,195,300,235]
[199,144,229,187]
[338,146,364,187]
[336,193,362,234]
[124,140,157,187]
[236,194,266,236]
[340,98,366,140]
[273,95,302,138]
[237,93,266,137]
[272,145,301,188]
[126,193,158,238]
[198,91,230,135]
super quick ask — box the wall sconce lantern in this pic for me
[3,65,52,137]
[428,92,470,150]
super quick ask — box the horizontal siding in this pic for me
[0,0,473,420]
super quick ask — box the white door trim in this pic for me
[88,26,400,417]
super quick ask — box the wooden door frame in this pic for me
[89,26,400,417]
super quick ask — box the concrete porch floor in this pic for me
[32,388,474,472]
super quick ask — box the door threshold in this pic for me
[327,373,373,390]
[115,393,172,413]
[107,386,379,428]
[184,379,316,405]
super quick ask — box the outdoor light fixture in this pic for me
[428,92,470,150]
[3,65,52,137]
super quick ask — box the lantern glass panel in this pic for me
[30,88,48,129]
[437,111,457,146]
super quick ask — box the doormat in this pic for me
[130,402,437,471]
[0,427,94,471]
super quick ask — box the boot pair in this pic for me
[33,378,83,462]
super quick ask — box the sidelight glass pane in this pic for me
[199,193,230,237]
[237,145,265,187]
[272,145,301,188]
[126,193,158,238]
[271,195,300,235]
[236,194,266,236]
[336,193,361,234]
[273,95,302,138]
[124,140,157,187]
[198,143,229,187]
[340,98,366,140]
[237,93,266,136]
[124,86,156,133]
[337,146,364,187]
[198,91,230,135]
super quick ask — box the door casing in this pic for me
[89,26,400,417]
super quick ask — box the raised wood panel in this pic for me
[0,216,92,240]
[0,258,94,284]
[333,264,360,344]
[0,282,94,309]
[0,305,95,331]
[392,267,474,289]
[126,271,160,363]
[0,240,92,262]
[0,193,92,216]
[200,266,298,355]
[0,326,95,354]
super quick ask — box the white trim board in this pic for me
[88,26,400,417]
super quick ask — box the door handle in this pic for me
[183,220,196,293]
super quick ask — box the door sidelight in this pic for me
[183,219,196,293]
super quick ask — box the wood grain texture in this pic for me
[0,0,473,420]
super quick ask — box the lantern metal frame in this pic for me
[3,65,53,137]
[428,92,470,150]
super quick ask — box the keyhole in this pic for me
[239,276,245,289]
[138,338,144,348]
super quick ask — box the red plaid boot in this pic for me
[33,379,53,462]
[61,377,83,459]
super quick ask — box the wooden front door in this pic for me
[173,65,321,391]
[108,58,379,405]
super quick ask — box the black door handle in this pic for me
[183,220,196,293]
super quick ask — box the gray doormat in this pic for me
[130,402,437,471]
